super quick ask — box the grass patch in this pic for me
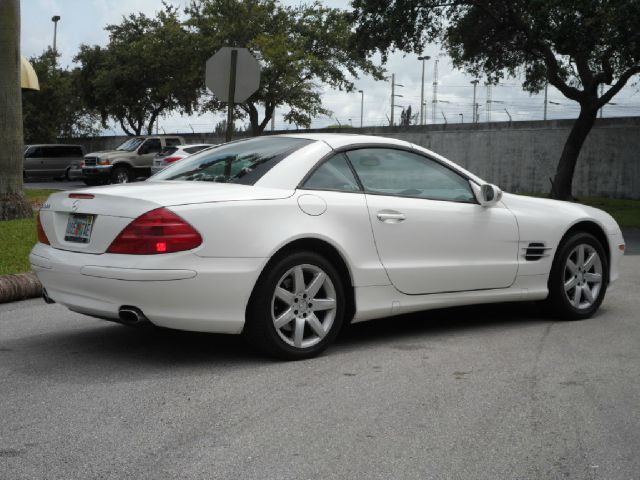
[0,215,37,276]
[24,189,60,209]
[517,192,640,229]
[0,190,59,275]
[577,197,640,229]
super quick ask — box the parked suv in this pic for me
[82,136,185,185]
[23,144,85,180]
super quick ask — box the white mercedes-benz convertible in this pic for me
[31,134,625,359]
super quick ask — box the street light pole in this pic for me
[358,90,364,128]
[51,15,61,57]
[418,55,430,125]
[459,113,464,123]
[470,79,479,123]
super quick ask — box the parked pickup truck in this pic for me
[82,136,185,185]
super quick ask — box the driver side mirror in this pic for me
[472,182,503,206]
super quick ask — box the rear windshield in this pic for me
[157,146,179,157]
[151,137,313,185]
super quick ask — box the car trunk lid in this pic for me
[38,182,293,254]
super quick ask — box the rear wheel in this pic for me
[111,165,133,184]
[244,251,345,360]
[544,232,608,320]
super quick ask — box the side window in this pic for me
[165,138,182,147]
[25,147,41,158]
[142,139,162,154]
[70,146,84,157]
[41,147,57,159]
[303,153,361,192]
[346,148,475,203]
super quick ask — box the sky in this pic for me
[21,0,640,135]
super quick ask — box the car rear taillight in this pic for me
[107,208,202,255]
[37,212,50,245]
[164,156,183,164]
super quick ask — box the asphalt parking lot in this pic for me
[1,249,639,479]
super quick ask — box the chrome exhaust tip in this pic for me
[42,288,55,304]
[118,306,148,325]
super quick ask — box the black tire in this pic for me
[244,250,346,360]
[544,232,608,320]
[64,167,71,181]
[83,179,100,186]
[110,165,133,184]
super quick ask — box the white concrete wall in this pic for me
[64,117,640,199]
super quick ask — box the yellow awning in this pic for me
[21,56,39,90]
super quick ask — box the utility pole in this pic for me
[470,79,479,123]
[51,15,60,58]
[358,90,364,128]
[418,55,430,125]
[543,82,548,120]
[390,74,404,126]
[431,59,439,124]
[458,113,464,123]
[486,84,492,122]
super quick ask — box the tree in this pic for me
[22,49,101,143]
[186,0,384,135]
[352,0,640,200]
[0,0,32,220]
[75,5,202,136]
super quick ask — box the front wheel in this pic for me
[111,165,133,184]
[544,232,608,320]
[244,251,346,360]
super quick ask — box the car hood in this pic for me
[501,193,621,234]
[85,150,135,160]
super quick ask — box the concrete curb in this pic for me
[0,272,42,304]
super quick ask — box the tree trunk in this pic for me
[0,0,33,220]
[550,106,598,201]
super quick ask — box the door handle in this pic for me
[377,211,406,223]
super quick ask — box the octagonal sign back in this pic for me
[205,47,261,103]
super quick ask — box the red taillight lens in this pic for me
[107,208,202,255]
[37,212,50,245]
[164,156,182,164]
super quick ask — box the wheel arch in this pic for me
[112,161,134,170]
[558,220,611,266]
[248,237,356,325]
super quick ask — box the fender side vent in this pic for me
[523,242,551,261]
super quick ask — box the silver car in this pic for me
[150,144,214,175]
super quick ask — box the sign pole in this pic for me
[225,49,238,143]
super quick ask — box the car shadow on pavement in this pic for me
[7,301,551,376]
[335,301,550,352]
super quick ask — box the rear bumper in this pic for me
[30,243,267,334]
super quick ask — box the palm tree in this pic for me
[0,0,32,220]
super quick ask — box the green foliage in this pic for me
[352,0,640,199]
[186,0,384,134]
[74,5,202,136]
[22,49,101,143]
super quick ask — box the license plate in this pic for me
[65,214,95,243]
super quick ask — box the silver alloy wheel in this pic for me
[114,169,129,183]
[563,243,603,310]
[271,263,337,349]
